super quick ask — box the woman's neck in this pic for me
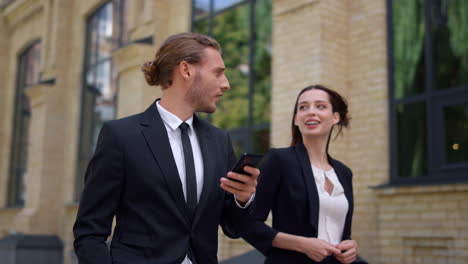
[303,136,330,170]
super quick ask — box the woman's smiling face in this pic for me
[294,89,340,139]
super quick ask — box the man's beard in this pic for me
[184,74,216,113]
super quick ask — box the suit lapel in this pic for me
[139,101,190,224]
[294,144,320,232]
[192,116,216,228]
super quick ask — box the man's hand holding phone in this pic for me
[220,153,263,204]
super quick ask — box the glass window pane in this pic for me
[211,4,250,130]
[95,60,112,100]
[444,103,468,164]
[92,60,117,147]
[88,15,99,66]
[392,0,426,99]
[8,41,40,207]
[82,67,98,154]
[194,0,210,20]
[431,0,468,90]
[253,126,269,154]
[229,130,248,158]
[25,42,41,86]
[253,0,271,125]
[97,3,114,62]
[114,0,128,46]
[193,18,210,35]
[396,102,428,177]
[77,1,118,200]
[214,0,245,12]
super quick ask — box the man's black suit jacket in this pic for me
[73,101,250,264]
[242,144,354,264]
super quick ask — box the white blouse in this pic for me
[311,164,348,245]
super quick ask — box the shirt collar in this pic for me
[156,101,194,132]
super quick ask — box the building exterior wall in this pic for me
[0,0,467,264]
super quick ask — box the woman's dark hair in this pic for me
[141,32,220,89]
[290,84,351,147]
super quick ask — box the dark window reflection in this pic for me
[212,3,250,130]
[214,0,245,12]
[431,0,468,90]
[253,126,270,154]
[391,0,468,180]
[96,3,114,61]
[194,0,210,20]
[192,0,272,157]
[444,103,468,164]
[253,0,271,125]
[8,41,41,207]
[193,18,210,36]
[230,129,249,158]
[392,0,426,100]
[396,102,428,178]
[77,1,121,200]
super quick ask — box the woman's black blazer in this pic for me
[242,144,354,264]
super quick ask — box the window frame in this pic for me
[7,40,41,207]
[387,0,468,185]
[191,0,271,155]
[75,0,122,201]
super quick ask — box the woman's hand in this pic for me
[298,237,341,262]
[335,240,358,264]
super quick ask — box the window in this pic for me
[388,0,468,183]
[76,0,126,200]
[7,41,41,207]
[192,0,272,156]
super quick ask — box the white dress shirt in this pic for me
[156,102,253,264]
[157,101,204,202]
[311,164,348,246]
[157,102,203,264]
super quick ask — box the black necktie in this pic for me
[179,122,197,219]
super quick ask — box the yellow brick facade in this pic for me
[0,0,467,263]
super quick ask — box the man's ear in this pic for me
[178,61,194,80]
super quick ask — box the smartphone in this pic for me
[229,153,264,181]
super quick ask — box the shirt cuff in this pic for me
[234,193,255,209]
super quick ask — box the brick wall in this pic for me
[376,185,468,264]
[1,1,467,264]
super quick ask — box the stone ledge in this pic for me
[372,182,468,196]
[2,0,43,30]
[24,83,51,107]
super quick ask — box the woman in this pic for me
[242,85,358,264]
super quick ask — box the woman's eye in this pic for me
[299,105,307,110]
[317,105,326,109]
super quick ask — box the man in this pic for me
[73,32,259,264]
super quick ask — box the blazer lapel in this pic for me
[294,144,320,233]
[139,101,190,224]
[192,116,216,228]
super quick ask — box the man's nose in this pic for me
[221,75,230,91]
